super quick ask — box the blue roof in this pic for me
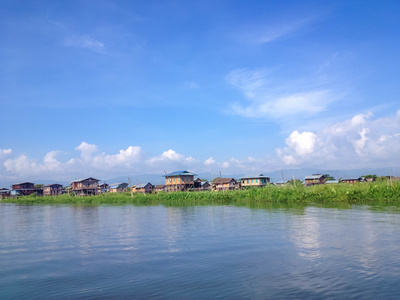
[163,170,197,177]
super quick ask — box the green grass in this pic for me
[3,181,400,207]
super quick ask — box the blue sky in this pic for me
[1,0,400,182]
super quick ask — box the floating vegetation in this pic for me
[3,181,400,207]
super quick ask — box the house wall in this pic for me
[12,182,34,190]
[44,185,63,196]
[241,178,269,187]
[165,175,194,186]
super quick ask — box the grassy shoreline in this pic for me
[2,181,400,207]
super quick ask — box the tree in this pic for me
[287,179,302,186]
[322,174,335,181]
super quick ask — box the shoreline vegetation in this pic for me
[2,181,400,207]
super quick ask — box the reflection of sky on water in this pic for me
[290,207,322,260]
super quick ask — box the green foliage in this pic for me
[322,174,335,181]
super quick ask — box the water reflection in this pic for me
[290,208,322,260]
[1,203,400,299]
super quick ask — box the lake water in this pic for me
[1,203,400,299]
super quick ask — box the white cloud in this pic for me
[205,157,215,165]
[285,131,316,156]
[184,81,199,89]
[276,110,400,169]
[64,35,105,52]
[235,17,315,45]
[0,149,12,157]
[226,68,337,119]
[76,142,98,162]
[2,111,400,182]
[149,149,184,163]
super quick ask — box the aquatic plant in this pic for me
[3,181,400,206]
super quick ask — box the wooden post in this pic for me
[128,177,133,197]
[219,171,225,195]
[136,179,146,196]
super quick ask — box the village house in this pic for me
[163,170,197,192]
[98,183,109,194]
[241,174,270,188]
[212,178,237,191]
[133,183,154,194]
[0,188,10,198]
[109,183,128,193]
[202,181,211,191]
[325,180,339,184]
[194,178,203,189]
[304,175,326,186]
[43,184,63,196]
[154,184,167,193]
[341,177,366,184]
[11,182,36,196]
[71,177,100,196]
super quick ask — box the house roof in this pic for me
[44,184,63,187]
[71,177,100,183]
[110,183,128,188]
[13,182,34,185]
[304,174,325,180]
[135,182,153,188]
[240,174,270,180]
[341,177,362,181]
[155,184,166,189]
[325,180,339,184]
[213,178,237,184]
[163,170,197,177]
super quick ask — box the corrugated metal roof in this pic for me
[213,178,236,184]
[163,170,197,177]
[71,177,100,183]
[135,182,153,188]
[44,184,63,187]
[325,180,339,184]
[304,174,324,180]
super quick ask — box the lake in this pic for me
[1,202,400,299]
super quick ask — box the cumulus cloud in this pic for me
[226,68,336,119]
[205,157,216,165]
[3,143,144,181]
[76,142,98,161]
[2,110,400,182]
[276,110,400,169]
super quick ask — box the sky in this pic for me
[1,0,400,183]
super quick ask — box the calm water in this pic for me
[1,203,400,299]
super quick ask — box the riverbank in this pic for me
[2,181,400,206]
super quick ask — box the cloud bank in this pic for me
[2,111,400,182]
